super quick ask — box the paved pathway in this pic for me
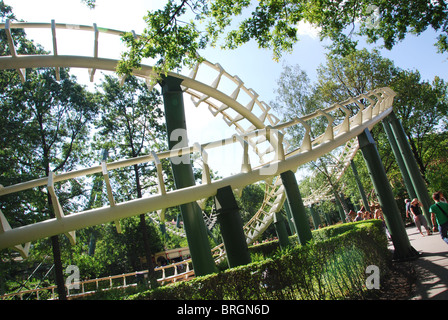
[401,226,448,299]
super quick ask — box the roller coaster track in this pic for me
[0,21,396,264]
[302,137,359,206]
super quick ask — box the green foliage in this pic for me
[236,183,279,240]
[273,49,448,205]
[312,220,388,249]
[0,66,98,227]
[1,18,99,295]
[248,239,281,260]
[0,1,47,56]
[117,0,208,79]
[94,74,168,199]
[127,220,389,300]
[88,217,164,275]
[0,29,168,294]
[391,72,448,179]
[237,183,265,223]
[316,49,397,102]
[116,0,448,77]
[3,1,447,300]
[80,0,96,9]
[214,0,298,60]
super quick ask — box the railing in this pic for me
[1,259,194,300]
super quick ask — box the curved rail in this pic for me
[0,21,396,259]
[1,260,194,300]
[302,138,359,206]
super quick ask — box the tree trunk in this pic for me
[133,164,158,288]
[47,193,67,300]
[50,235,67,300]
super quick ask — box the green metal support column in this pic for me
[309,205,321,229]
[382,118,417,200]
[333,190,347,223]
[274,211,291,249]
[283,202,297,235]
[324,211,332,226]
[161,76,216,276]
[358,129,418,260]
[215,186,251,268]
[280,170,313,245]
[350,159,370,211]
[386,112,433,228]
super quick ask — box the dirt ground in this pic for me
[371,260,418,300]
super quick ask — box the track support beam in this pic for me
[350,159,370,212]
[358,128,418,261]
[161,76,216,276]
[273,211,291,249]
[384,112,432,228]
[280,170,313,245]
[215,186,251,268]
[381,118,417,201]
[309,205,321,229]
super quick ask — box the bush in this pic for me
[248,239,281,260]
[127,220,390,300]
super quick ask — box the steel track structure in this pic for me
[0,21,396,259]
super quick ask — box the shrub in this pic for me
[127,220,389,300]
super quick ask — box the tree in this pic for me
[89,216,164,276]
[80,0,96,9]
[424,131,448,193]
[392,71,448,179]
[313,49,400,194]
[311,49,448,186]
[0,67,98,299]
[110,0,448,77]
[270,64,324,147]
[315,49,397,102]
[95,74,166,287]
[272,49,448,210]
[238,183,265,224]
[118,0,209,80]
[1,3,99,299]
[0,1,42,57]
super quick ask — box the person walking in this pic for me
[429,191,448,245]
[405,199,412,224]
[409,198,432,236]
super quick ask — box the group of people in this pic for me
[406,191,448,246]
[345,191,448,246]
[348,205,384,222]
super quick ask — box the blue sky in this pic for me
[7,0,447,97]
[4,0,448,178]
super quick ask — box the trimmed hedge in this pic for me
[128,220,390,300]
[249,220,389,260]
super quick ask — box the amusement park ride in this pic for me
[0,21,429,297]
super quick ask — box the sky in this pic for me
[4,0,448,179]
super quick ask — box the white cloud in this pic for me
[296,21,321,39]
